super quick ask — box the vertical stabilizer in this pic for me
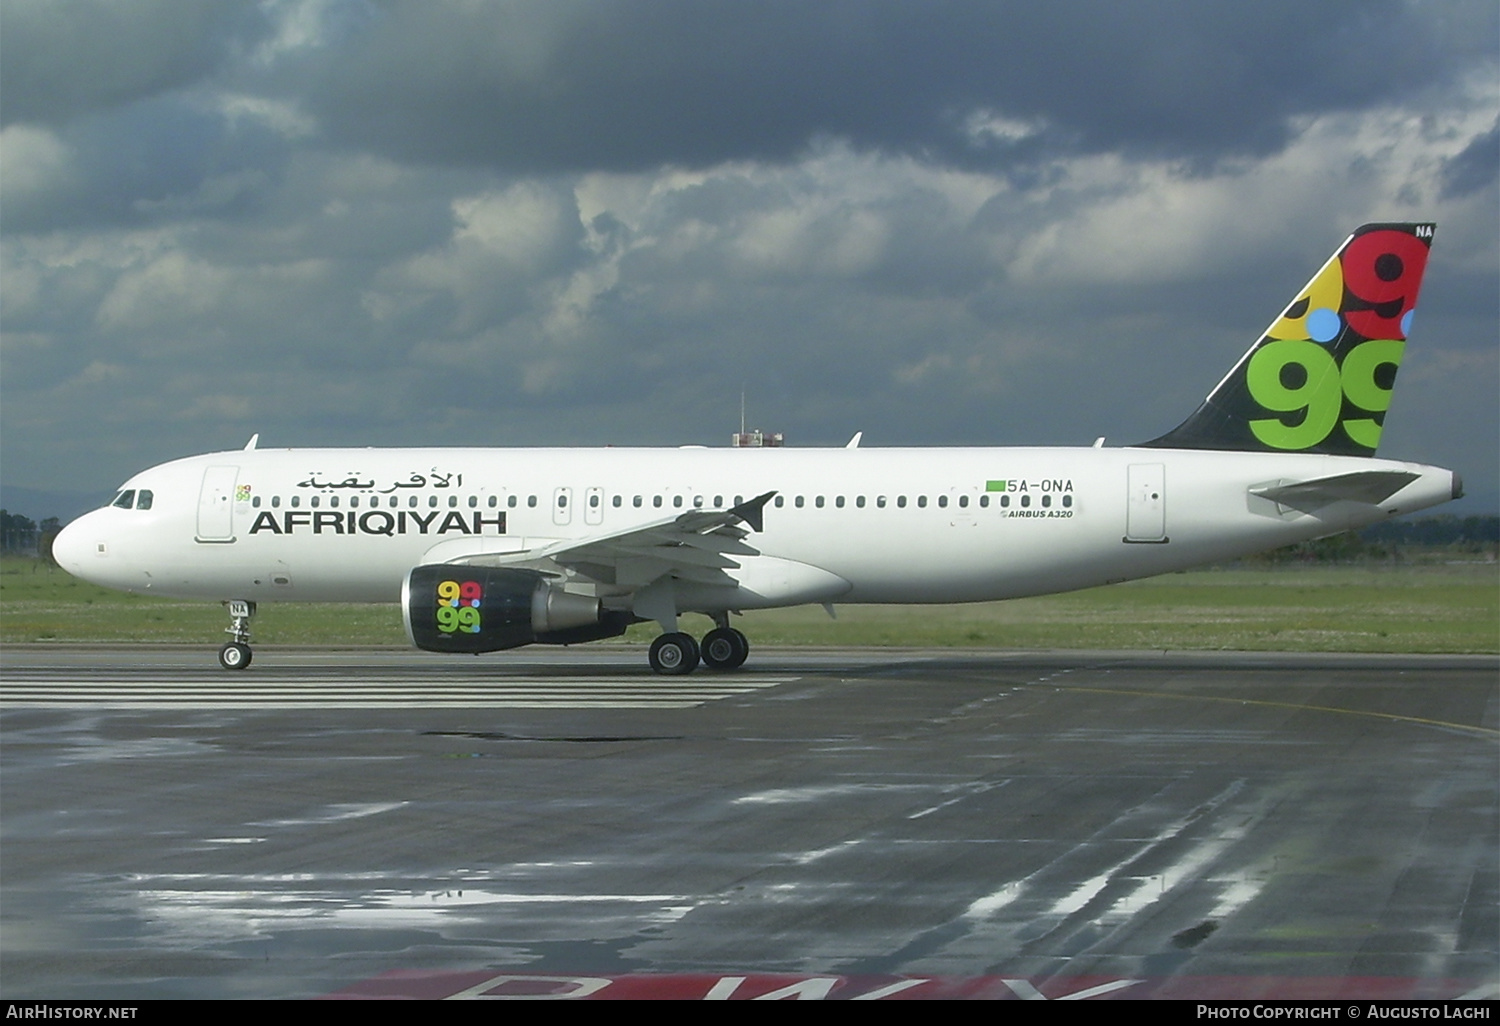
[1143,222,1434,456]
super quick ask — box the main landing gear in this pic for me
[648,624,750,675]
[219,599,255,670]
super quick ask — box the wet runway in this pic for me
[2,646,1496,999]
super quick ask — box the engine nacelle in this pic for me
[402,565,630,653]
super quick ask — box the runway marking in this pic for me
[0,673,794,709]
[1060,685,1499,738]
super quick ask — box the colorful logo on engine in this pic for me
[1249,227,1428,451]
[436,579,482,634]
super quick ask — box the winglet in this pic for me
[729,491,776,533]
[244,433,259,451]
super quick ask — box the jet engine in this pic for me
[402,565,630,653]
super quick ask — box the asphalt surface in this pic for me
[1,646,1496,1000]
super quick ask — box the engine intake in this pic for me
[402,565,629,653]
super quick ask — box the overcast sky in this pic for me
[3,0,1497,516]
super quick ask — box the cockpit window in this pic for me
[112,490,136,509]
[136,490,154,510]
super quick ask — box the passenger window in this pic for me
[654,496,663,508]
[469,495,478,508]
[507,495,517,508]
[714,495,724,507]
[528,495,537,508]
[835,496,845,508]
[311,496,321,508]
[488,495,497,508]
[1021,495,1030,507]
[449,495,459,508]
[814,496,824,508]
[557,494,567,508]
[795,496,805,508]
[877,496,887,508]
[612,495,622,508]
[959,495,969,508]
[409,496,418,508]
[774,496,784,508]
[590,494,600,508]
[979,495,989,508]
[253,495,262,509]
[1042,494,1052,507]
[856,496,866,508]
[1063,495,1073,508]
[112,490,136,509]
[673,496,683,508]
[634,495,643,508]
[918,495,927,508]
[291,495,301,508]
[429,495,438,508]
[897,495,907,508]
[693,495,703,508]
[937,495,947,508]
[351,496,360,508]
[1000,494,1010,507]
[271,496,281,509]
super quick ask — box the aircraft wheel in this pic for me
[649,632,700,675]
[218,642,252,671]
[701,627,749,670]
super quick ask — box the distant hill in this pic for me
[0,486,112,527]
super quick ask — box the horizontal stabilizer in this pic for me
[1249,470,1419,512]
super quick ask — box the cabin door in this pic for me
[196,466,239,542]
[1125,463,1167,543]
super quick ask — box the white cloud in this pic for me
[0,124,76,202]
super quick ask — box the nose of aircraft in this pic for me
[50,512,101,581]
[51,518,86,574]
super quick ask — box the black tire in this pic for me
[649,632,700,675]
[701,627,749,670]
[218,642,252,670]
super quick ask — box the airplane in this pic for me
[51,222,1461,674]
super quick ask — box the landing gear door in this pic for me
[1125,463,1167,543]
[197,466,239,543]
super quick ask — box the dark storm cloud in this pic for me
[295,0,1467,174]
[3,98,293,232]
[0,0,1494,514]
[1440,121,1500,199]
[0,0,263,127]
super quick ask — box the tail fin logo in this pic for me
[1144,223,1434,456]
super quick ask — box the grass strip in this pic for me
[4,557,1494,654]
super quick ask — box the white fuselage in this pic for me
[52,445,1458,610]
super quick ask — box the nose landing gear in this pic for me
[219,599,255,670]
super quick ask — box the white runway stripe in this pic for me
[2,669,798,708]
[0,672,794,709]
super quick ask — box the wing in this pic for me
[447,491,776,589]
